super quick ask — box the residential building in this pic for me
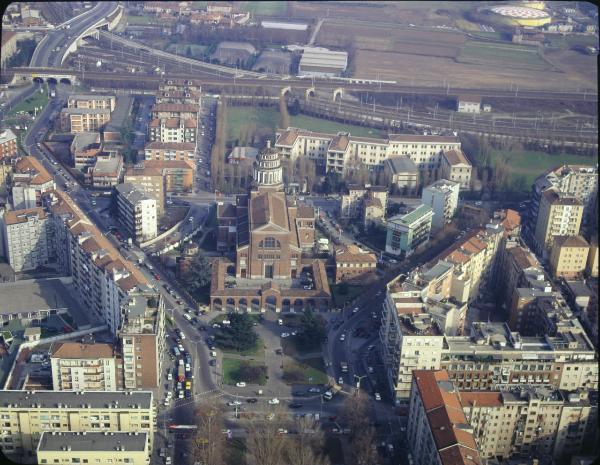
[298,46,348,77]
[340,184,387,226]
[549,235,590,279]
[0,390,153,460]
[275,128,462,174]
[586,238,598,277]
[1,207,50,272]
[11,156,55,209]
[118,290,166,389]
[384,156,419,195]
[407,370,482,465]
[500,245,543,310]
[0,128,18,158]
[334,244,377,283]
[363,192,386,227]
[115,183,158,243]
[70,131,102,169]
[144,141,196,163]
[43,190,151,335]
[533,189,583,256]
[152,103,199,120]
[50,342,120,391]
[440,149,472,189]
[67,94,116,111]
[462,386,598,463]
[157,78,202,105]
[124,164,165,215]
[0,159,13,196]
[227,146,259,165]
[385,204,433,256]
[144,159,195,193]
[148,117,196,143]
[60,107,111,133]
[211,142,331,311]
[86,155,124,188]
[36,432,150,465]
[421,179,460,231]
[457,95,482,113]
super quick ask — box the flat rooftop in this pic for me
[38,431,147,452]
[0,279,84,318]
[105,96,133,134]
[0,390,153,409]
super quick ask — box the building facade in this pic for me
[144,141,196,162]
[334,245,377,283]
[1,207,50,272]
[86,155,124,188]
[67,94,116,111]
[549,235,590,279]
[421,179,460,231]
[385,204,434,256]
[12,156,55,209]
[60,108,111,133]
[384,156,419,195]
[457,96,482,113]
[124,164,165,215]
[441,149,472,189]
[70,131,102,169]
[0,128,18,159]
[115,183,158,243]
[148,118,196,143]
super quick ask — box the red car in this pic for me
[154,274,161,280]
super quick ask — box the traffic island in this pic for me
[222,358,267,386]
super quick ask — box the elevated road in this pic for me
[30,1,119,67]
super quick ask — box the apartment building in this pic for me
[0,128,18,159]
[144,159,195,193]
[385,204,434,257]
[50,342,120,391]
[157,78,202,105]
[384,156,419,195]
[43,190,151,335]
[67,94,116,111]
[115,183,158,244]
[462,386,597,463]
[274,128,463,175]
[36,432,150,465]
[144,141,196,162]
[118,290,166,389]
[549,235,590,279]
[60,107,111,133]
[152,102,199,120]
[340,184,387,226]
[0,159,13,196]
[70,131,102,169]
[124,164,165,215]
[86,155,124,188]
[407,370,482,465]
[12,156,55,209]
[1,207,50,272]
[533,189,583,256]
[0,390,153,461]
[422,179,460,231]
[334,244,377,283]
[501,245,544,310]
[440,149,472,189]
[148,117,196,143]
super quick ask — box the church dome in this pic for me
[253,140,283,190]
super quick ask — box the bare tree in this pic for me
[193,398,225,465]
[279,94,290,130]
[284,417,331,465]
[340,391,372,436]
[350,425,379,465]
[245,408,288,465]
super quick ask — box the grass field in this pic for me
[125,14,158,25]
[222,358,267,385]
[7,85,49,119]
[226,106,386,144]
[489,149,596,187]
[220,340,265,357]
[282,357,328,385]
[458,41,551,70]
[239,1,286,16]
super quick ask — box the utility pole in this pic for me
[354,374,368,396]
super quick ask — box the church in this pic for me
[211,142,331,312]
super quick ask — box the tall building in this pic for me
[0,128,18,159]
[115,183,158,244]
[385,204,434,257]
[211,142,331,312]
[1,207,51,272]
[50,342,120,391]
[421,179,460,231]
[36,432,150,465]
[148,117,196,143]
[67,94,116,111]
[144,141,196,162]
[60,107,111,133]
[340,184,387,226]
[549,235,590,279]
[407,370,482,465]
[70,131,102,169]
[533,189,583,256]
[0,390,153,460]
[11,156,55,209]
[124,164,166,215]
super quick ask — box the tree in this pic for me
[279,94,290,130]
[350,426,379,465]
[194,398,225,465]
[284,417,331,465]
[296,310,326,351]
[289,98,301,116]
[340,391,372,435]
[238,362,266,384]
[245,412,288,465]
[182,253,212,293]
[214,312,259,352]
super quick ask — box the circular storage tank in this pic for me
[488,5,551,27]
[519,1,546,10]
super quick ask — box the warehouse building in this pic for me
[298,46,348,77]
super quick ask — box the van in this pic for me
[183,313,192,321]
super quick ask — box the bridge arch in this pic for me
[32,77,44,84]
[305,87,315,100]
[46,77,58,85]
[333,88,344,102]
[59,78,72,85]
[280,86,292,98]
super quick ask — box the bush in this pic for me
[238,362,267,384]
[282,366,305,383]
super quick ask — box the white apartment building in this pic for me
[12,157,55,209]
[1,208,50,272]
[50,342,119,391]
[115,183,158,243]
[148,117,196,143]
[534,189,583,255]
[440,149,472,189]
[421,179,460,231]
[67,94,116,111]
[385,204,434,257]
[275,128,465,175]
[0,390,153,461]
[44,190,150,335]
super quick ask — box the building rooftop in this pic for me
[0,390,153,409]
[153,103,198,113]
[92,156,122,176]
[61,107,111,115]
[390,204,433,227]
[300,47,348,70]
[116,183,152,205]
[424,179,460,193]
[51,342,115,359]
[69,94,115,102]
[216,41,257,54]
[3,207,46,225]
[14,156,53,185]
[145,141,196,151]
[0,128,17,144]
[553,235,589,249]
[388,134,459,143]
[38,431,147,453]
[0,279,84,317]
[105,96,132,134]
[335,245,377,264]
[565,280,593,298]
[542,188,583,206]
[386,156,418,174]
[72,131,101,152]
[442,149,470,167]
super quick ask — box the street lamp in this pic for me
[354,374,368,396]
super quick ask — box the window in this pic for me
[259,237,280,249]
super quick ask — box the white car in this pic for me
[368,367,374,374]
[228,401,242,406]
[352,307,359,313]
[179,332,186,340]
[339,334,345,342]
[167,373,172,381]
[166,457,172,465]
[178,390,184,399]
[338,377,343,385]
[374,392,381,401]
[281,332,290,338]
[236,382,246,387]
[268,398,280,405]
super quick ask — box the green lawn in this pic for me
[7,85,49,118]
[238,1,287,15]
[126,14,159,25]
[488,149,596,188]
[282,357,328,385]
[226,106,386,145]
[220,340,265,357]
[458,41,550,70]
[222,358,267,385]
[210,313,260,325]
[330,283,364,307]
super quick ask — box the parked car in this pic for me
[268,398,280,405]
[236,382,246,387]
